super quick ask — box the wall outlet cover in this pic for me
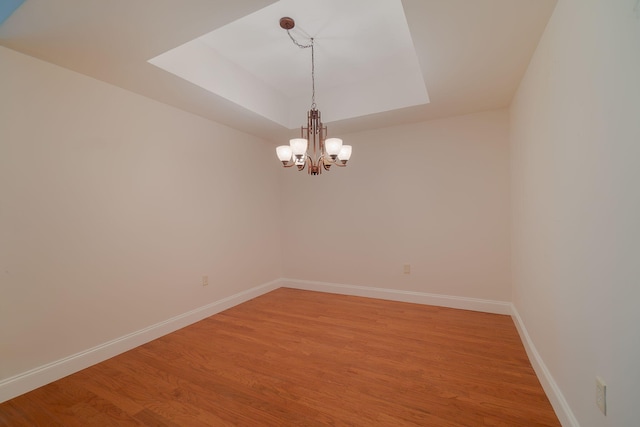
[596,376,606,415]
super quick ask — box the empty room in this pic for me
[1,1,638,426]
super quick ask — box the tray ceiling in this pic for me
[0,0,557,142]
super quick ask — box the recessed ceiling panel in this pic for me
[149,0,429,129]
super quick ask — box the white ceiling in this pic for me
[0,0,557,143]
[150,0,429,129]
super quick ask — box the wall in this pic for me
[0,46,281,384]
[281,110,511,303]
[510,0,640,425]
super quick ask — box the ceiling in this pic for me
[149,0,430,129]
[0,0,557,144]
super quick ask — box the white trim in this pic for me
[281,278,512,315]
[2,276,576,427]
[284,279,578,425]
[0,279,280,403]
[510,305,579,427]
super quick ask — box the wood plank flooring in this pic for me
[0,288,560,426]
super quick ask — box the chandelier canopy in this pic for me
[275,17,352,176]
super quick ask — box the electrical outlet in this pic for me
[596,376,606,415]
[202,275,209,287]
[403,263,411,274]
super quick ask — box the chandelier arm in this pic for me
[297,155,312,172]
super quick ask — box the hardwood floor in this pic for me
[0,288,560,426]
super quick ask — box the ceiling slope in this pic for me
[0,0,557,143]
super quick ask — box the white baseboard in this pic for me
[281,278,512,315]
[2,276,576,427]
[510,306,579,427]
[284,279,577,426]
[0,279,280,403]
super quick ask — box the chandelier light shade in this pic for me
[325,138,343,158]
[275,17,352,176]
[338,144,352,161]
[276,145,293,162]
[290,138,308,158]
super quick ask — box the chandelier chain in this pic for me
[286,30,316,109]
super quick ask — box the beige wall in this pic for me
[510,0,640,425]
[0,46,281,380]
[1,43,513,391]
[281,110,511,302]
[4,1,639,422]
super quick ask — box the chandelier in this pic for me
[275,17,352,175]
